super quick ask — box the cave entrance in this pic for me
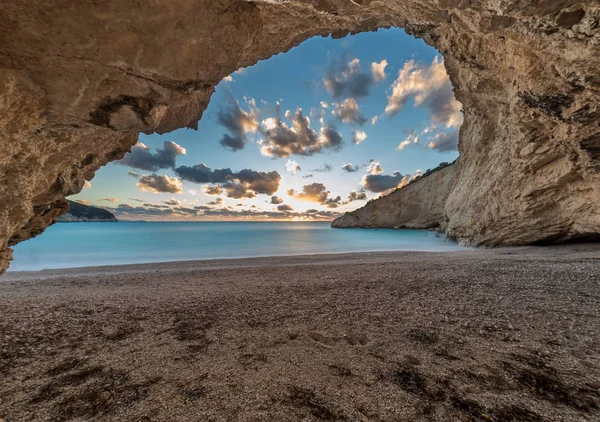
[8,27,464,271]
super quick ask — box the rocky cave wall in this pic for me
[1,0,599,272]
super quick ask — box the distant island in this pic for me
[56,200,118,222]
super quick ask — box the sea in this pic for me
[9,221,467,271]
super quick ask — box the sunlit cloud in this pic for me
[289,182,342,208]
[83,181,92,188]
[427,130,459,152]
[100,197,119,203]
[366,161,384,175]
[106,203,340,222]
[285,159,301,174]
[175,164,281,199]
[341,163,359,173]
[270,196,284,204]
[164,198,181,206]
[202,185,224,196]
[118,141,186,171]
[347,190,368,202]
[397,129,419,150]
[258,108,343,158]
[324,57,373,100]
[371,59,388,82]
[136,174,183,194]
[216,97,259,151]
[385,56,462,129]
[352,130,367,144]
[333,98,367,126]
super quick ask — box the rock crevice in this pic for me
[1,0,599,271]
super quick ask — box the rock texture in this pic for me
[1,0,599,271]
[332,164,457,230]
[56,200,117,222]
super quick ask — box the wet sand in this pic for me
[1,245,599,421]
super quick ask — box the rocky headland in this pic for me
[56,200,117,223]
[332,163,456,231]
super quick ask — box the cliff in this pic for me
[332,164,456,230]
[1,0,599,271]
[56,200,117,222]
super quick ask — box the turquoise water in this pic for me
[9,222,466,271]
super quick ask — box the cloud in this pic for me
[174,164,281,198]
[311,164,333,173]
[164,198,181,206]
[397,130,419,150]
[361,171,408,193]
[371,115,378,125]
[397,140,411,150]
[277,204,294,212]
[223,75,234,82]
[302,174,314,179]
[385,56,463,129]
[208,197,223,205]
[118,141,186,171]
[136,174,183,194]
[285,159,301,175]
[333,98,367,126]
[347,190,368,201]
[352,130,367,145]
[216,98,259,151]
[371,59,388,82]
[258,109,343,158]
[427,130,459,152]
[75,199,91,205]
[366,161,384,175]
[100,197,119,203]
[341,163,359,173]
[107,202,340,221]
[270,196,284,204]
[320,101,329,108]
[83,181,92,188]
[127,170,140,179]
[202,185,224,196]
[323,57,373,100]
[290,182,342,208]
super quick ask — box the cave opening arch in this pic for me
[1,0,599,273]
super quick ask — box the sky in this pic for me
[72,28,462,221]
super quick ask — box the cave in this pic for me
[1,0,599,273]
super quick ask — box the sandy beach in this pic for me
[1,245,599,421]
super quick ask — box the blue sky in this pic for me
[73,28,461,221]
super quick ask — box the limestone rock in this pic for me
[332,164,456,230]
[1,0,599,271]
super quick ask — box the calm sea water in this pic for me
[9,222,466,271]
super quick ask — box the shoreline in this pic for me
[5,248,470,277]
[1,245,599,421]
[4,243,597,278]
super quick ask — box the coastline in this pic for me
[1,245,599,421]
